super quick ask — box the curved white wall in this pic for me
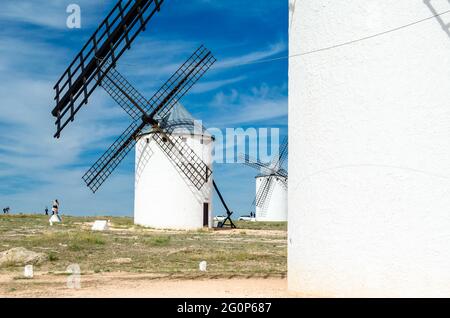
[289,0,450,296]
[134,132,213,230]
[255,176,288,222]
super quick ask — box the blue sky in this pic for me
[0,0,288,217]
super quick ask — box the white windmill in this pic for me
[67,46,235,230]
[134,103,215,229]
[48,3,236,231]
[241,137,288,222]
[288,0,450,297]
[82,47,235,230]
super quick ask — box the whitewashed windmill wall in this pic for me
[134,103,214,230]
[289,0,450,296]
[255,175,287,222]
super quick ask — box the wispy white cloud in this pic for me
[190,76,246,94]
[118,40,286,96]
[121,39,286,72]
[207,83,288,127]
[0,0,67,29]
[0,0,101,30]
[0,32,133,213]
[215,41,287,69]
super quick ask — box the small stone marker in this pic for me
[110,258,132,264]
[24,265,33,278]
[199,261,207,272]
[92,220,109,231]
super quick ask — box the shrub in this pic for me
[146,236,171,246]
[48,252,59,262]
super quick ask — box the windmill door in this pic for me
[203,203,209,227]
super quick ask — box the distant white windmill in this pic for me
[241,137,288,222]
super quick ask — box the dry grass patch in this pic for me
[0,215,287,279]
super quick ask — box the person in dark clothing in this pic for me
[45,207,49,216]
[52,200,59,216]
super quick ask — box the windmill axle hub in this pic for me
[143,115,157,126]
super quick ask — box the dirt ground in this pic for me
[0,273,299,298]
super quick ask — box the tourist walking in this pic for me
[51,199,62,222]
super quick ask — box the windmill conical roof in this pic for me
[141,103,210,136]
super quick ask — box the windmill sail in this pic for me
[51,0,165,138]
[277,168,288,178]
[83,121,147,193]
[255,176,274,209]
[271,136,288,170]
[147,45,216,119]
[83,46,216,193]
[240,154,274,175]
[100,45,216,123]
[100,61,151,121]
[240,152,287,178]
[152,127,212,190]
[252,174,286,207]
[279,139,289,166]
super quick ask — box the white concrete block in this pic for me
[199,261,207,272]
[92,220,109,231]
[24,265,33,278]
